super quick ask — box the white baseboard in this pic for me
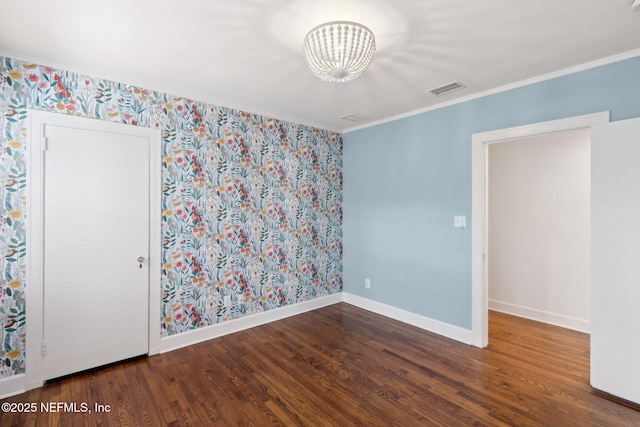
[158,293,343,354]
[489,299,590,333]
[160,292,478,353]
[0,292,478,399]
[342,293,475,345]
[0,374,26,400]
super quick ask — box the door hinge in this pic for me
[41,341,46,356]
[42,137,48,151]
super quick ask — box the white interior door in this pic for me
[42,122,150,380]
[591,116,640,404]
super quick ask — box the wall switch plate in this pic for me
[223,295,231,307]
[454,216,466,228]
[237,294,245,304]
[365,278,371,289]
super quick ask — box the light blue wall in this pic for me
[343,56,640,329]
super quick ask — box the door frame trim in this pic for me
[26,110,162,390]
[470,111,610,348]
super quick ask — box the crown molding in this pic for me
[344,48,640,134]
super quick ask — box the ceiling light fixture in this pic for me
[303,21,376,83]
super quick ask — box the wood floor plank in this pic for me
[1,303,639,426]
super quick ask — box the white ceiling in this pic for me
[1,0,639,132]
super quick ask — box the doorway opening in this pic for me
[470,112,610,348]
[487,129,591,333]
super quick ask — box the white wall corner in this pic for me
[342,293,475,345]
[157,293,343,354]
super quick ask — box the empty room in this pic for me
[1,0,640,425]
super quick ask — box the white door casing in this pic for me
[470,112,610,348]
[26,111,161,389]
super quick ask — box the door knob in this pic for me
[137,256,145,263]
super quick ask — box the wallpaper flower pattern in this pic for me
[0,57,343,378]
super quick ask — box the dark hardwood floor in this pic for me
[1,303,639,426]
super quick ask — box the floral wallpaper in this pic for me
[0,57,343,378]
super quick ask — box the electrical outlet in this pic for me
[365,278,371,289]
[223,295,231,307]
[237,294,245,304]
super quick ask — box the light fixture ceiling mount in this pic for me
[303,21,376,83]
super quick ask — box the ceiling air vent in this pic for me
[429,81,465,96]
[340,113,368,122]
